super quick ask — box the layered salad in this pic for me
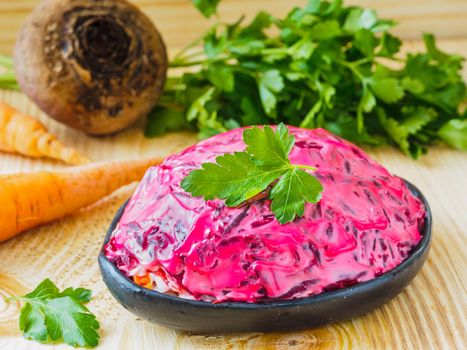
[105,127,425,303]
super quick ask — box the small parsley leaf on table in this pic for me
[6,279,100,348]
[181,124,323,224]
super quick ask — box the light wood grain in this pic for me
[0,0,467,55]
[0,1,466,349]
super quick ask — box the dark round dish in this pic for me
[98,179,432,333]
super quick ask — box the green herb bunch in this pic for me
[147,0,466,157]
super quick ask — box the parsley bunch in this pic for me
[6,279,100,348]
[146,0,466,158]
[181,123,323,223]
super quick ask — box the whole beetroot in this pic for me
[14,0,168,135]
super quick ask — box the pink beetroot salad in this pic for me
[105,127,425,303]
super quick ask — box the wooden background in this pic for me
[1,0,467,55]
[0,0,466,349]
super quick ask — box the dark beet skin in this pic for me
[14,0,167,135]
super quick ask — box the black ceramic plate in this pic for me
[98,180,432,333]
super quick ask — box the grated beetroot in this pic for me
[104,127,425,303]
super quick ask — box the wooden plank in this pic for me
[0,0,467,55]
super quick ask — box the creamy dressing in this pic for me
[105,127,425,303]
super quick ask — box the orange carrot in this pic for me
[0,102,89,165]
[134,273,153,289]
[0,157,163,242]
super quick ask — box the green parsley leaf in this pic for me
[181,151,287,206]
[270,168,323,223]
[192,0,221,18]
[438,119,467,151]
[423,33,451,63]
[288,37,317,60]
[42,297,99,347]
[401,106,437,134]
[19,303,48,343]
[378,32,401,57]
[354,29,378,56]
[401,76,425,94]
[186,87,217,122]
[310,20,341,40]
[378,108,411,155]
[370,77,405,103]
[343,8,378,33]
[145,107,190,137]
[243,123,294,166]
[258,70,284,116]
[7,279,100,348]
[59,287,92,302]
[259,70,284,92]
[360,88,376,113]
[239,11,273,38]
[208,63,235,92]
[24,278,59,300]
[181,124,323,223]
[377,107,436,158]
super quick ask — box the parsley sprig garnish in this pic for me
[181,123,323,223]
[146,0,466,158]
[6,279,99,348]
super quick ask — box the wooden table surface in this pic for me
[0,1,466,349]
